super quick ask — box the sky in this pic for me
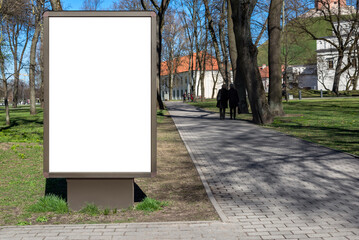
[61,0,117,10]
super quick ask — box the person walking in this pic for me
[216,84,229,120]
[183,91,187,102]
[228,84,239,120]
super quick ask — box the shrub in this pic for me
[28,195,68,214]
[79,203,100,216]
[103,208,110,215]
[17,221,31,225]
[135,197,168,212]
[36,216,48,223]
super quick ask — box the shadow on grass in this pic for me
[45,179,147,203]
[0,122,19,131]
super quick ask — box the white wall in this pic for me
[160,70,226,100]
[317,51,356,91]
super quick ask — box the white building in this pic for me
[160,53,226,100]
[286,65,318,89]
[316,21,358,91]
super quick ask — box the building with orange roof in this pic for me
[160,52,228,100]
[258,64,270,92]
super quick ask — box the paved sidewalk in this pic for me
[166,101,359,239]
[1,101,358,240]
[0,221,244,240]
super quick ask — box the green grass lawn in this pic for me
[286,89,359,98]
[0,106,218,225]
[190,98,359,156]
[0,106,43,143]
[0,106,45,225]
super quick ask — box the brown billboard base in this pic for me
[67,178,134,211]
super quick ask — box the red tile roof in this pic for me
[161,52,219,76]
[259,64,285,79]
[259,65,269,78]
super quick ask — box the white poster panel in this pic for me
[47,14,153,174]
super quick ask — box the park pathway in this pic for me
[0,101,358,240]
[165,101,359,239]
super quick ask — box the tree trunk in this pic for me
[353,76,358,90]
[203,0,228,85]
[332,54,344,96]
[268,0,284,116]
[230,0,272,124]
[140,0,169,109]
[211,71,219,99]
[13,60,19,108]
[50,0,62,10]
[227,0,248,114]
[0,48,10,125]
[200,55,206,101]
[29,21,41,115]
[40,21,45,108]
[156,14,165,109]
[219,0,230,86]
[169,74,173,100]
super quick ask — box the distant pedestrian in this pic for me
[216,84,229,120]
[228,84,239,120]
[183,91,187,102]
[190,93,194,102]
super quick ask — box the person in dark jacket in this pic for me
[228,84,239,120]
[216,84,229,120]
[183,91,187,102]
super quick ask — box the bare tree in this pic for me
[39,14,45,108]
[268,0,285,116]
[81,0,103,10]
[5,0,31,108]
[230,0,273,124]
[317,55,333,90]
[179,0,199,98]
[347,41,359,90]
[0,42,10,125]
[49,0,62,10]
[196,35,209,101]
[293,0,359,95]
[252,0,270,46]
[162,9,186,100]
[29,0,44,115]
[203,0,230,86]
[209,44,220,98]
[226,0,249,113]
[141,0,171,109]
[112,0,151,10]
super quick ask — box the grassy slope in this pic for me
[257,18,332,66]
[189,98,359,156]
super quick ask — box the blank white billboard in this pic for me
[44,12,156,177]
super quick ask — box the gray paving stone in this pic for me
[165,102,359,239]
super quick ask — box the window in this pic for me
[328,60,334,69]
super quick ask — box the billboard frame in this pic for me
[43,11,157,179]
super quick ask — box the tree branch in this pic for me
[255,17,268,47]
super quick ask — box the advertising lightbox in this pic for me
[43,11,157,178]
